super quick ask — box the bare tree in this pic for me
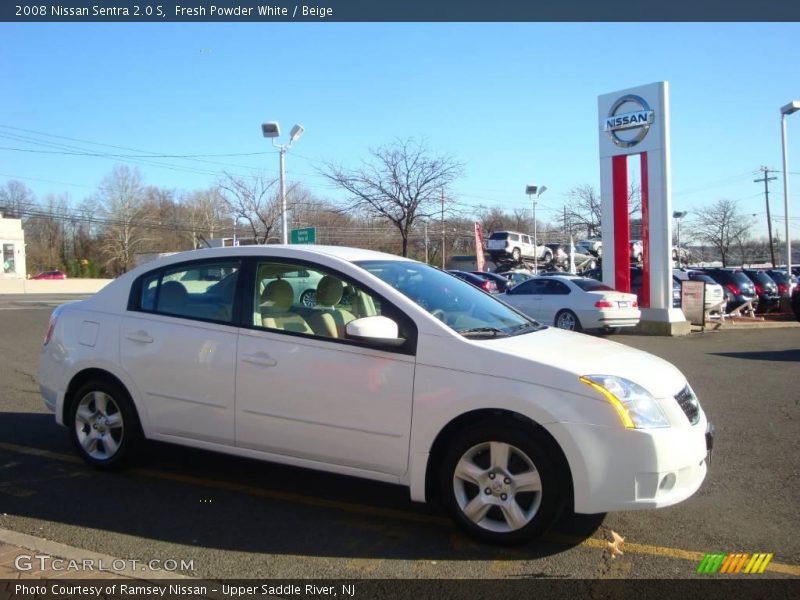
[566,183,642,239]
[97,165,149,275]
[689,199,753,267]
[322,139,463,257]
[479,207,534,236]
[184,188,227,248]
[0,180,36,218]
[217,173,279,244]
[24,194,70,272]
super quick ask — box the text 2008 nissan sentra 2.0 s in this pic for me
[37,245,713,544]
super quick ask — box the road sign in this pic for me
[290,227,316,244]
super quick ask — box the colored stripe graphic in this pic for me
[699,553,774,574]
[697,553,726,574]
[744,553,774,574]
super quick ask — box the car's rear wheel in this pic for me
[69,380,139,470]
[300,289,316,307]
[555,309,582,331]
[440,420,564,544]
[511,248,522,262]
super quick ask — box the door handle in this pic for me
[242,352,277,367]
[125,331,154,344]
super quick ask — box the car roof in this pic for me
[140,245,411,271]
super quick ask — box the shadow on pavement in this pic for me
[710,349,800,362]
[0,412,605,563]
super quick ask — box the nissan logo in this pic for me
[604,94,655,148]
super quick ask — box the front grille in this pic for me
[675,385,700,425]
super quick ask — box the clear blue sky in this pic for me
[1,22,798,240]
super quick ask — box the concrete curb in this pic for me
[0,528,192,580]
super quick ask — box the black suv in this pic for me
[701,268,758,313]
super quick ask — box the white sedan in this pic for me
[38,246,709,545]
[500,274,641,332]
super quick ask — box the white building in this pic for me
[0,210,26,279]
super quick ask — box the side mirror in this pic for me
[346,316,405,348]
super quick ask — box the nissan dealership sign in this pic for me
[598,83,667,158]
[603,94,655,148]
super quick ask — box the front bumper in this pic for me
[548,412,711,514]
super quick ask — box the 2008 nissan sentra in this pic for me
[37,245,713,544]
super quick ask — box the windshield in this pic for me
[489,232,509,240]
[355,260,542,337]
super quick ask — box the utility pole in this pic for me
[441,188,446,269]
[424,220,429,264]
[754,166,778,266]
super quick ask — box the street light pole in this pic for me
[526,185,547,275]
[780,101,799,277]
[279,146,287,244]
[261,121,305,245]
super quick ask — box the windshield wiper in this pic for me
[457,326,510,338]
[510,322,544,334]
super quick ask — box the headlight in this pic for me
[580,375,669,429]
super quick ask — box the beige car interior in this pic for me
[256,263,381,338]
[259,279,315,334]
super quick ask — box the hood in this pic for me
[477,327,687,399]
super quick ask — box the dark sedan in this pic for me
[447,270,499,293]
[470,271,512,293]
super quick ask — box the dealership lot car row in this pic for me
[38,245,712,544]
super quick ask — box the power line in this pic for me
[0,146,276,159]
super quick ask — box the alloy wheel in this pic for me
[452,441,543,533]
[74,391,124,460]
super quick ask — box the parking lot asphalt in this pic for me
[0,301,798,580]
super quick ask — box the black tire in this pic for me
[596,327,620,336]
[300,289,316,307]
[555,309,582,332]
[543,250,554,265]
[68,379,140,470]
[439,419,565,545]
[511,248,522,262]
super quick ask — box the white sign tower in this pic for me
[598,81,688,334]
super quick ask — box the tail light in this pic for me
[725,283,740,296]
[754,284,764,295]
[44,311,59,346]
[778,283,788,295]
[482,281,497,292]
[594,300,614,308]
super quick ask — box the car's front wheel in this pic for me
[440,420,564,545]
[69,379,139,469]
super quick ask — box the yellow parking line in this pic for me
[2,441,799,576]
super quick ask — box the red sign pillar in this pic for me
[612,155,630,293]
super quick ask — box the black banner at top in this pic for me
[3,0,800,22]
